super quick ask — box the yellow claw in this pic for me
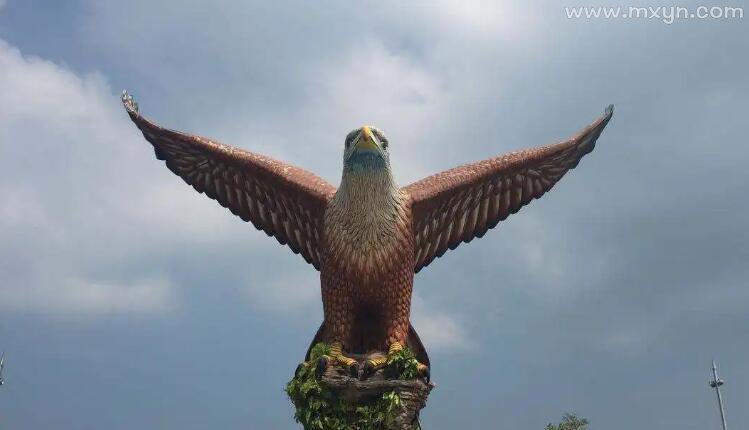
[366,356,387,368]
[330,342,357,367]
[362,342,405,380]
[388,342,404,356]
[315,342,357,378]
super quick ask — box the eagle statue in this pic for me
[122,91,613,381]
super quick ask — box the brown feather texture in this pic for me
[122,92,335,270]
[404,105,613,273]
[122,91,612,361]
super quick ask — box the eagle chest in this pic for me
[322,195,414,285]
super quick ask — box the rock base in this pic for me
[320,356,433,429]
[287,347,434,430]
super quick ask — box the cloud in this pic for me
[303,39,447,139]
[411,293,472,352]
[0,38,246,315]
[242,272,321,314]
[4,277,174,315]
[280,38,452,185]
[421,0,534,41]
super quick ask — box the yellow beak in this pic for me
[357,126,379,151]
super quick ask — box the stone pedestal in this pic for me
[287,350,433,430]
[319,363,433,430]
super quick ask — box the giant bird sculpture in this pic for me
[123,92,612,380]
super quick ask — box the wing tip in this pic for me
[581,103,614,151]
[121,89,139,115]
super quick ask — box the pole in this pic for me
[709,360,727,430]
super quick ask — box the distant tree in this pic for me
[545,413,589,430]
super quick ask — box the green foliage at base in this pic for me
[285,343,421,430]
[384,346,421,380]
[545,413,589,430]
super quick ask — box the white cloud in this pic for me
[4,277,174,315]
[281,39,453,186]
[410,293,472,352]
[0,39,248,315]
[427,0,532,39]
[242,272,321,314]
[307,39,446,131]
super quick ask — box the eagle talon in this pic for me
[361,351,391,380]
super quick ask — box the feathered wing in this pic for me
[122,93,336,270]
[404,105,614,273]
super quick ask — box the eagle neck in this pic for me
[337,168,399,210]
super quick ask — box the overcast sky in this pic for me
[0,1,747,429]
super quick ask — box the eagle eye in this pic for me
[374,130,389,149]
[345,131,359,148]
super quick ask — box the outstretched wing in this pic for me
[122,92,336,270]
[404,105,613,273]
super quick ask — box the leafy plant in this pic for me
[286,343,419,430]
[384,346,421,380]
[545,413,589,430]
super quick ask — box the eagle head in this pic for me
[342,126,390,173]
